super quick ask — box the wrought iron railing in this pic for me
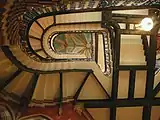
[1,0,160,75]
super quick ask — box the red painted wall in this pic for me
[21,103,87,120]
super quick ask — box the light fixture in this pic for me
[140,17,154,31]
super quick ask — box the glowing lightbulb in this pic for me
[140,18,153,31]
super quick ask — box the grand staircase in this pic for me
[0,0,160,120]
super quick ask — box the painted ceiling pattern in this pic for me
[53,33,92,58]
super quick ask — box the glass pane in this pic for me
[52,33,93,58]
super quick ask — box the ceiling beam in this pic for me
[143,106,152,120]
[17,73,39,115]
[128,69,136,100]
[119,65,147,70]
[77,98,160,108]
[59,72,63,115]
[141,35,149,61]
[20,73,39,113]
[110,21,121,120]
[94,33,98,63]
[22,73,39,100]
[0,69,22,91]
[110,107,116,120]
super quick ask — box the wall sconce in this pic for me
[135,17,154,31]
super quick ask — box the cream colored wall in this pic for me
[87,108,110,120]
[56,12,101,24]
[116,107,143,120]
[154,72,160,97]
[118,71,147,98]
[120,35,146,65]
[79,74,107,99]
[118,71,129,98]
[151,106,160,120]
[134,71,147,98]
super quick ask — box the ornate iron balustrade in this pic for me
[1,0,160,75]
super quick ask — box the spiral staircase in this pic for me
[0,0,160,120]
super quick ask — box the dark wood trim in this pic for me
[35,20,44,31]
[0,69,22,91]
[34,48,43,52]
[110,21,121,100]
[153,82,160,97]
[59,72,63,115]
[53,15,56,25]
[22,73,39,101]
[110,108,116,120]
[143,105,152,120]
[104,21,120,120]
[145,29,158,98]
[29,35,41,41]
[74,72,92,101]
[141,35,149,62]
[128,69,136,99]
[95,33,98,63]
[77,98,160,108]
[142,23,160,120]
[119,65,147,70]
[92,73,111,99]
